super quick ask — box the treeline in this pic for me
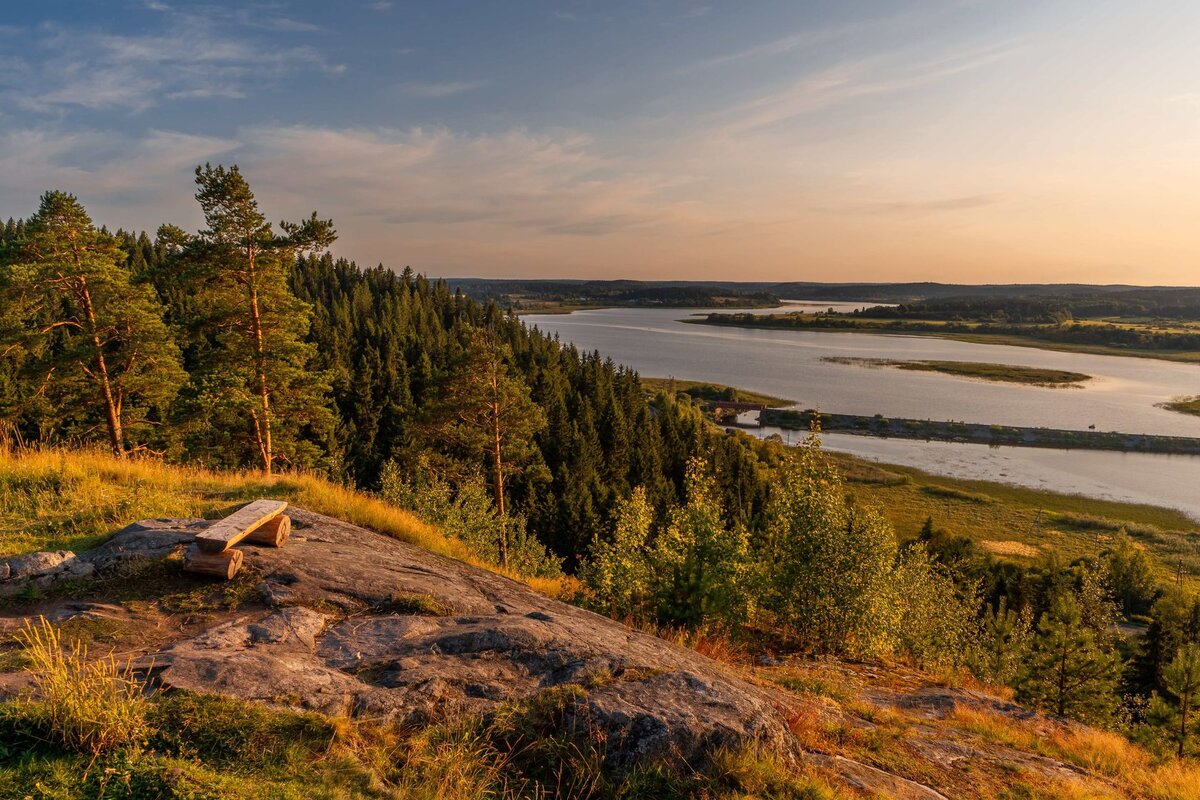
[867,291,1200,323]
[448,278,780,308]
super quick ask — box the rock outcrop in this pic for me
[7,509,798,769]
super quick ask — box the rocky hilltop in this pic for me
[0,508,1176,798]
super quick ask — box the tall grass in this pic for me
[950,705,1200,800]
[17,617,149,760]
[0,447,571,597]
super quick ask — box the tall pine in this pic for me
[177,165,336,472]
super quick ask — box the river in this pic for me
[523,303,1200,520]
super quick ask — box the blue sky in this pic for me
[3,1,1200,283]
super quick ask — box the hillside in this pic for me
[1,452,1198,798]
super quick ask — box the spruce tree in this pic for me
[180,164,336,472]
[0,192,184,455]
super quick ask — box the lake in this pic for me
[524,304,1200,520]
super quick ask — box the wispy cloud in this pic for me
[2,6,338,113]
[833,194,1001,217]
[0,127,238,221]
[400,80,489,99]
[717,39,1024,135]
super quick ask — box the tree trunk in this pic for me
[1180,697,1189,758]
[80,282,124,458]
[491,398,507,569]
[248,268,272,474]
[1057,648,1068,717]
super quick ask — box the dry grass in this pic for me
[0,447,571,598]
[949,705,1200,800]
[16,617,149,760]
[979,539,1041,559]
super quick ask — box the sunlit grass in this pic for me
[15,617,149,761]
[0,447,571,597]
[949,705,1200,799]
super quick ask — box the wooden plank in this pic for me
[244,514,291,547]
[195,499,287,553]
[183,544,244,580]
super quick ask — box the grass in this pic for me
[0,447,569,599]
[14,618,148,762]
[641,376,795,407]
[1162,396,1200,418]
[822,357,1091,387]
[949,706,1200,800]
[828,452,1200,588]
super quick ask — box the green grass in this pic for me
[822,357,1091,387]
[1161,396,1200,418]
[830,452,1200,587]
[641,377,794,407]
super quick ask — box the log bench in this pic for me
[183,499,290,579]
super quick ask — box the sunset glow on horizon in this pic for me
[3,1,1200,284]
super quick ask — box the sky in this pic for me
[2,1,1199,284]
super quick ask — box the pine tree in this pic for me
[1164,643,1200,757]
[973,597,1034,686]
[427,326,546,567]
[1019,593,1121,723]
[0,192,184,455]
[180,164,336,472]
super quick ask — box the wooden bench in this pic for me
[183,499,290,579]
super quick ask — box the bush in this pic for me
[16,617,149,759]
[379,454,561,578]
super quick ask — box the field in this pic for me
[822,357,1091,387]
[831,452,1200,589]
[641,377,794,407]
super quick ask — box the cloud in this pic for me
[2,7,335,113]
[716,39,1023,135]
[400,80,489,99]
[0,127,238,221]
[234,125,684,235]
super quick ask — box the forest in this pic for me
[4,169,1200,759]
